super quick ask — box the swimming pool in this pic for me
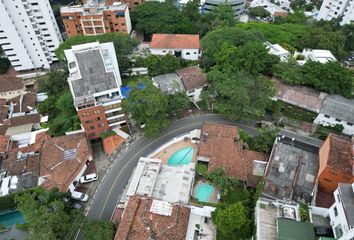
[195,183,214,202]
[0,210,25,227]
[167,146,193,166]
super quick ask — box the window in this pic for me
[85,120,92,124]
[347,122,353,126]
[94,110,101,114]
[186,52,190,55]
[98,123,105,128]
[96,117,102,121]
[82,112,90,117]
[337,194,341,203]
[324,178,332,182]
[334,207,338,217]
[324,114,330,118]
[335,118,341,122]
[89,126,95,130]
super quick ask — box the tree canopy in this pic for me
[138,54,184,76]
[122,81,170,137]
[213,203,252,240]
[55,32,138,72]
[131,2,195,38]
[248,6,271,18]
[15,188,81,240]
[0,58,10,74]
[82,220,115,240]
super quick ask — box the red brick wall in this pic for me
[78,106,109,140]
[318,167,354,195]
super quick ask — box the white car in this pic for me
[71,191,89,202]
[80,173,98,184]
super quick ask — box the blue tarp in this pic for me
[121,83,145,98]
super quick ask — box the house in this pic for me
[61,2,132,37]
[250,0,288,18]
[314,95,354,136]
[65,42,126,140]
[39,133,93,192]
[197,123,268,188]
[175,66,207,102]
[263,135,319,203]
[152,73,185,95]
[316,134,354,207]
[150,34,201,61]
[0,74,25,100]
[255,198,302,240]
[296,49,337,65]
[264,42,290,62]
[274,79,326,113]
[114,196,190,240]
[186,206,216,240]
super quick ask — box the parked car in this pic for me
[71,191,89,202]
[80,173,98,184]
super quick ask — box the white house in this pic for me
[314,95,354,136]
[295,49,337,65]
[0,0,63,71]
[264,42,290,62]
[150,34,201,61]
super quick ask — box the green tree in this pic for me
[122,82,170,137]
[274,11,310,25]
[248,128,279,153]
[37,69,68,96]
[248,6,271,18]
[143,54,183,76]
[82,220,115,240]
[207,168,238,198]
[55,33,138,72]
[167,92,190,117]
[290,0,307,10]
[15,188,80,240]
[208,70,275,120]
[182,0,202,33]
[0,58,10,74]
[131,2,195,38]
[213,203,252,240]
[214,42,280,75]
[201,27,264,69]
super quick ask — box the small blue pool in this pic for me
[167,146,194,166]
[0,210,25,227]
[195,183,214,202]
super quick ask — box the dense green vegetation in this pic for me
[240,128,279,154]
[37,69,81,136]
[136,54,185,76]
[0,58,10,74]
[55,33,138,72]
[15,188,82,240]
[248,6,271,18]
[82,220,116,240]
[273,61,354,98]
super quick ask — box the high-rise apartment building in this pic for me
[60,2,132,38]
[317,0,354,25]
[203,0,246,17]
[65,42,126,140]
[0,0,63,71]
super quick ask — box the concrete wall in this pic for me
[150,48,199,61]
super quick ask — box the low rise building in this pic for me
[61,1,132,37]
[0,74,25,100]
[152,73,184,95]
[65,42,126,140]
[39,133,93,192]
[175,66,207,102]
[314,95,354,136]
[186,206,216,240]
[114,196,190,240]
[263,135,319,203]
[197,123,268,188]
[150,34,201,61]
[316,134,354,206]
[265,42,290,62]
[296,49,337,65]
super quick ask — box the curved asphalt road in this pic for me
[85,114,259,221]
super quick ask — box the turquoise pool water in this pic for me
[167,146,193,166]
[0,210,25,227]
[195,183,214,202]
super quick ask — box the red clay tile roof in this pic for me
[9,93,37,113]
[325,134,353,175]
[115,196,190,240]
[103,135,125,155]
[150,34,200,50]
[2,152,40,176]
[9,113,41,126]
[0,74,24,93]
[175,66,207,90]
[0,135,9,153]
[198,123,268,187]
[39,133,92,192]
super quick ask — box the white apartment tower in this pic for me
[0,0,63,71]
[317,0,354,25]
